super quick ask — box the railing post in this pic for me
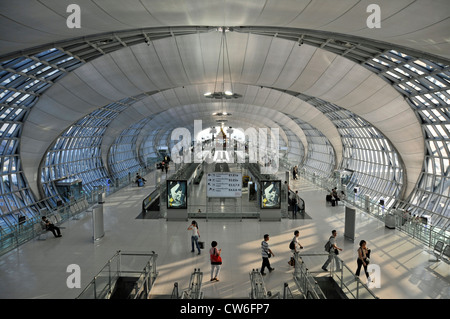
[356,278,360,299]
[283,282,288,299]
[429,226,433,248]
[93,278,97,299]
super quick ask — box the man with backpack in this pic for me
[288,230,303,267]
[322,230,343,272]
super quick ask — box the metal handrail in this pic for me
[0,167,158,256]
[249,269,269,299]
[76,250,158,299]
[293,252,378,299]
[292,253,326,299]
[297,170,450,248]
[171,282,179,299]
[181,268,204,299]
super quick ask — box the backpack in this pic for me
[324,238,332,252]
[289,240,295,250]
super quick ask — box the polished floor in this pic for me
[0,167,449,299]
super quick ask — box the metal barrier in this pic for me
[295,169,450,252]
[181,268,204,299]
[293,252,378,299]
[282,282,295,299]
[0,166,157,257]
[0,196,93,256]
[171,282,180,299]
[77,250,158,299]
[292,253,326,299]
[249,269,269,299]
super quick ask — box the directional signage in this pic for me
[206,173,242,198]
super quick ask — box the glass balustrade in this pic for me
[0,165,155,256]
[293,252,378,299]
[77,250,158,299]
[294,169,450,249]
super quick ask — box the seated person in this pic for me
[135,173,146,186]
[332,188,339,200]
[41,216,62,238]
[330,188,339,206]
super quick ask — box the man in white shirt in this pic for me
[289,230,304,267]
[322,230,343,271]
[292,230,304,252]
[260,234,275,275]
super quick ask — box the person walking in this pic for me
[292,230,304,251]
[164,162,169,175]
[322,230,343,272]
[355,240,372,282]
[188,220,201,255]
[260,234,275,275]
[292,165,298,180]
[289,230,304,266]
[283,181,289,211]
[209,241,222,282]
[292,191,300,218]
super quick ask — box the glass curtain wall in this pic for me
[41,99,132,204]
[140,129,162,165]
[281,126,304,170]
[364,50,450,229]
[109,118,150,179]
[298,95,404,208]
[0,49,83,229]
[290,118,335,178]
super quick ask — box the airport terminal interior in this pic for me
[0,1,449,300]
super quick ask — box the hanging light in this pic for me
[204,27,242,100]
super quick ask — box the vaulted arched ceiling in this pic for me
[0,0,447,204]
[18,30,424,199]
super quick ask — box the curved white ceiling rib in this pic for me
[0,0,448,60]
[100,86,316,169]
[20,30,423,199]
[103,100,309,171]
[105,104,294,154]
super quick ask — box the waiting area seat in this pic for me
[442,245,450,262]
[432,240,450,263]
[33,223,48,241]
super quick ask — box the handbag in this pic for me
[211,248,222,264]
[211,254,222,263]
[288,257,295,267]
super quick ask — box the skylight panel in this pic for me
[404,63,425,75]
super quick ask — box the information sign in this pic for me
[206,173,242,198]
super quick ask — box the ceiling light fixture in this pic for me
[212,112,232,116]
[204,27,242,100]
